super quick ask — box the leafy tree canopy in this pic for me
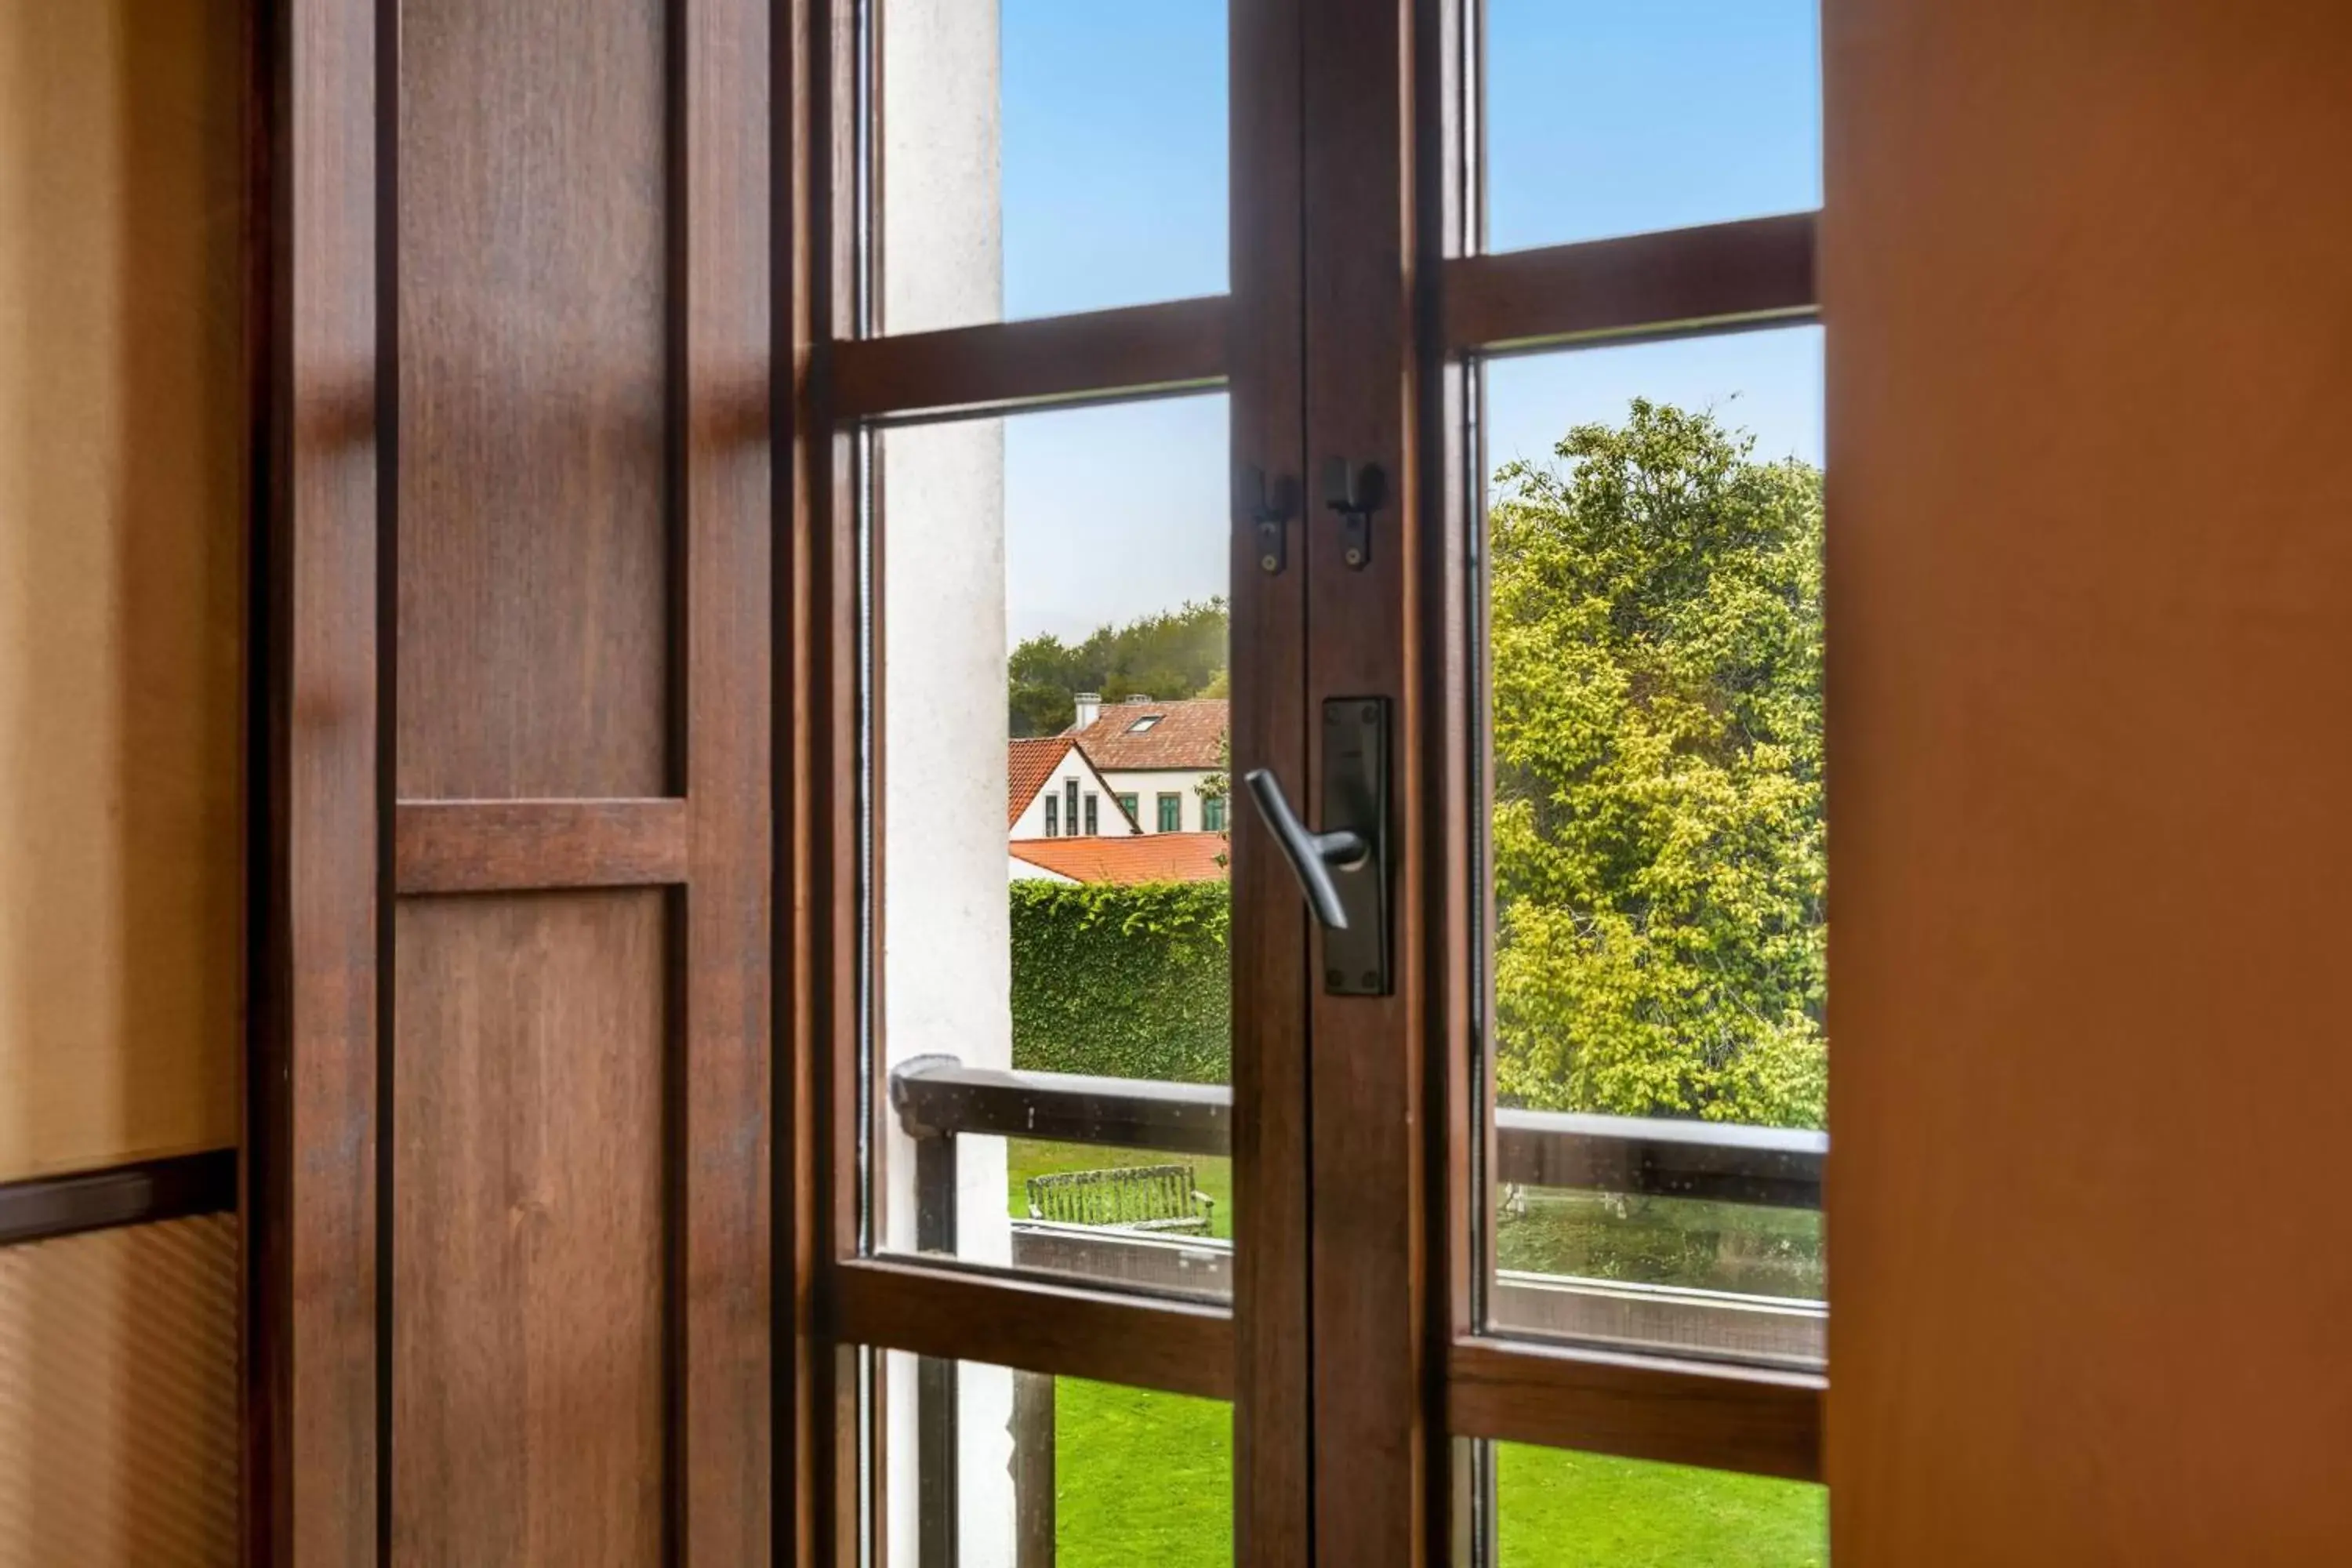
[1490,400,1824,1128]
[1008,599,1229,737]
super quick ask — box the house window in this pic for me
[1127,715,1162,733]
[1065,779,1080,837]
[1083,794,1099,835]
[1202,794,1225,832]
[1117,793,1138,823]
[1044,796,1058,837]
[1156,793,1181,833]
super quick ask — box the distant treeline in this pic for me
[1007,599,1229,737]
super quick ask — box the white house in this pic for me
[1065,693,1229,835]
[1007,734,1135,842]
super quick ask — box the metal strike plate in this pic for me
[1321,458,1385,571]
[1320,696,1391,996]
[1241,466,1295,575]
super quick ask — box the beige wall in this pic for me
[0,0,245,1181]
[1826,1,2352,1559]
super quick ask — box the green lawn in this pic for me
[1005,1142,1825,1564]
[1493,1443,1824,1566]
[1044,1381,1823,1567]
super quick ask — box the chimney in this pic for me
[1073,691,1102,731]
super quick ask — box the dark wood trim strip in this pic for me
[1301,0,1430,1562]
[675,0,777,1554]
[250,0,384,1558]
[829,295,1229,421]
[391,799,691,894]
[0,1149,238,1249]
[1227,1,1312,1563]
[1414,0,1479,1557]
[1446,1337,1824,1483]
[827,1258,1235,1403]
[1442,212,1819,355]
[779,0,831,1560]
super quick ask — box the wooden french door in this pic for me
[792,0,1827,1559]
[253,0,772,1561]
[258,1,1822,1564]
[789,0,1822,1563]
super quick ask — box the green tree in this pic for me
[1490,400,1824,1128]
[1008,599,1230,736]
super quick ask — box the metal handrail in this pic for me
[889,1055,1824,1209]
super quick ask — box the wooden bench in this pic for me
[1025,1163,1216,1236]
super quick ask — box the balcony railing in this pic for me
[884,1056,1827,1566]
[888,1055,1825,1355]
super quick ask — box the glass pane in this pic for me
[882,1354,1233,1567]
[877,0,1229,333]
[867,394,1234,1299]
[1485,1441,1825,1567]
[1483,1,1820,254]
[1479,329,1825,1364]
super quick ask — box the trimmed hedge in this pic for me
[1010,880,1230,1084]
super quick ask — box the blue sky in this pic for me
[995,2,1821,642]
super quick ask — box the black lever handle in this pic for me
[1243,768,1367,931]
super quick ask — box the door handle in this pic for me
[1243,768,1365,930]
[1243,697,1392,996]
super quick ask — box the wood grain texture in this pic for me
[392,798,688,894]
[390,891,668,1566]
[1225,1,1312,1565]
[830,296,1229,420]
[676,0,775,1553]
[1447,1339,1821,1483]
[1442,213,1817,354]
[829,1258,1234,1403]
[1823,2,2352,1561]
[394,0,672,800]
[250,0,382,1559]
[1301,2,1428,1563]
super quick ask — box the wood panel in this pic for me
[1824,0,2352,1560]
[390,891,668,1565]
[828,1258,1234,1403]
[1440,214,1817,354]
[259,0,775,1560]
[829,296,1227,421]
[1446,1340,1821,1484]
[394,0,672,800]
[393,798,688,894]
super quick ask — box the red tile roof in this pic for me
[1008,833,1229,885]
[1006,735,1076,827]
[1070,699,1227,771]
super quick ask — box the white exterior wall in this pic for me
[1100,768,1221,833]
[1008,753,1131,840]
[878,2,1012,1561]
